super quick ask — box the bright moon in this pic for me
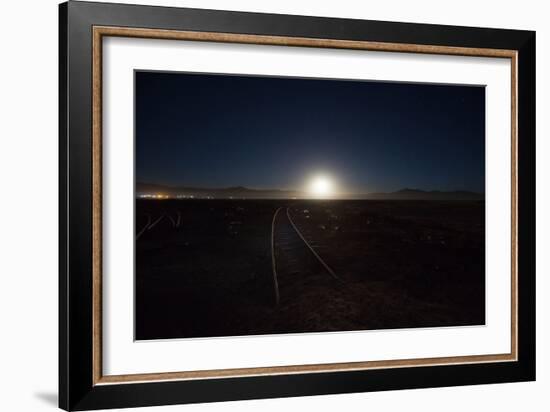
[309,175,334,198]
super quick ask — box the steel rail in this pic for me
[148,214,164,230]
[167,214,176,228]
[136,214,151,240]
[270,207,282,305]
[285,207,343,282]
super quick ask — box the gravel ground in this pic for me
[135,199,485,340]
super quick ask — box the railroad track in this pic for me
[270,207,342,305]
[137,205,342,306]
[136,211,180,240]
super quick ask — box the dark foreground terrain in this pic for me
[135,199,485,340]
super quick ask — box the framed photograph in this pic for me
[59,1,536,410]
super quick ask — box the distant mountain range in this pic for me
[136,183,484,200]
[364,188,484,200]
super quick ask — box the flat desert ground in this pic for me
[135,199,485,340]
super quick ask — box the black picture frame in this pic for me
[59,1,536,410]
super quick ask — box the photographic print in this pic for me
[134,71,486,341]
[60,4,535,408]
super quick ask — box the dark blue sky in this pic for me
[135,71,485,193]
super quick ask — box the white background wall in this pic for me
[0,0,546,411]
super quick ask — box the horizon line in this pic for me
[136,182,485,196]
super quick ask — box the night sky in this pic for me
[135,71,485,194]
